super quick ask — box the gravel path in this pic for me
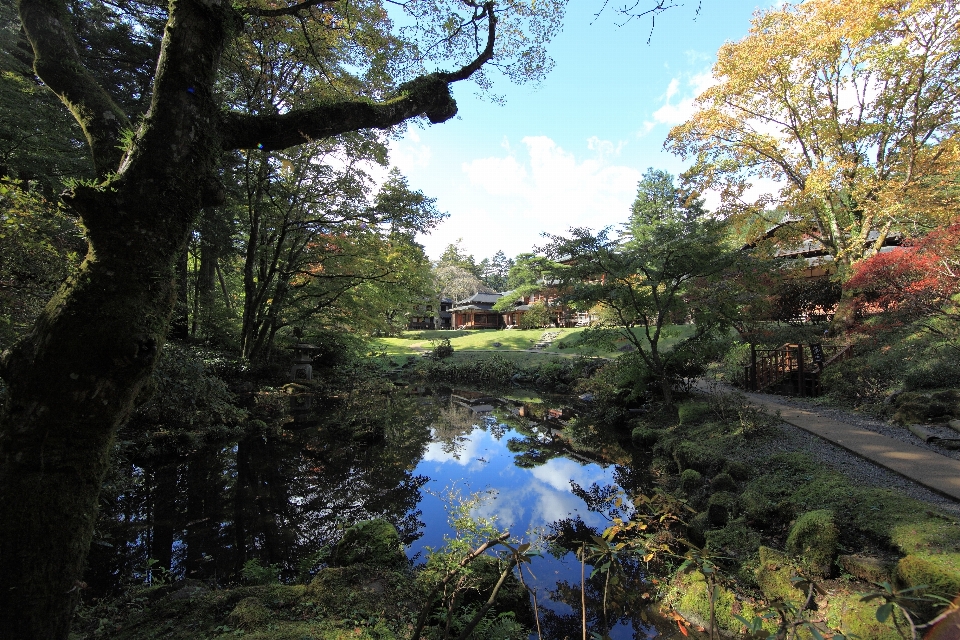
[696,383,960,517]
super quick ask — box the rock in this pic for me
[786,509,838,577]
[333,519,404,568]
[679,469,703,493]
[226,597,272,629]
[707,491,735,526]
[838,554,893,584]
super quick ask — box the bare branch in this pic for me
[238,0,337,18]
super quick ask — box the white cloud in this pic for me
[459,136,642,245]
[646,71,718,128]
[389,134,432,174]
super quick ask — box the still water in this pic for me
[90,383,664,638]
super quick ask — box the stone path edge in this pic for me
[741,391,960,503]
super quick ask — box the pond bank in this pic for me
[640,388,960,638]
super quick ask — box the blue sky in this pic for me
[386,0,772,262]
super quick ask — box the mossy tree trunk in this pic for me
[0,0,494,636]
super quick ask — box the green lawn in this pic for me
[369,325,698,359]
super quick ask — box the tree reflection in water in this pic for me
[84,380,668,638]
[87,382,434,593]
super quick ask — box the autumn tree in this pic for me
[0,0,568,634]
[668,0,960,279]
[846,216,960,330]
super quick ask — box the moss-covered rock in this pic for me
[710,472,736,492]
[673,440,724,475]
[333,519,404,567]
[678,401,712,425]
[707,491,736,527]
[786,510,838,578]
[667,569,763,635]
[755,547,804,604]
[679,468,703,493]
[631,426,659,447]
[705,518,761,561]
[824,591,903,640]
[226,596,272,629]
[724,460,753,481]
[838,554,894,584]
[896,554,960,618]
[686,511,709,549]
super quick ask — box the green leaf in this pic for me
[876,602,893,623]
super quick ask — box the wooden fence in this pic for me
[743,343,852,397]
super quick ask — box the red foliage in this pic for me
[845,218,960,319]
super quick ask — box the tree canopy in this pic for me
[668,0,960,272]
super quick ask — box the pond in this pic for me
[89,382,672,639]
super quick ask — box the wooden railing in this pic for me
[743,343,852,397]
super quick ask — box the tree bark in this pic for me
[0,0,231,634]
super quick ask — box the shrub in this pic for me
[240,559,280,585]
[431,337,454,360]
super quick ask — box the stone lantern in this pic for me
[290,343,319,381]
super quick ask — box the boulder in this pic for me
[786,509,838,577]
[333,519,405,568]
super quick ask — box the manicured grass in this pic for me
[369,324,699,359]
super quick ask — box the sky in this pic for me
[384,0,773,262]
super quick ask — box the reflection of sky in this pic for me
[409,420,626,636]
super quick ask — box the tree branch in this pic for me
[17,0,130,177]
[221,3,496,151]
[239,0,337,18]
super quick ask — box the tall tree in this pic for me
[668,0,960,272]
[546,169,736,404]
[479,249,512,291]
[0,0,566,635]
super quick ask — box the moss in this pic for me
[226,596,272,629]
[838,555,894,584]
[707,491,736,526]
[686,511,709,549]
[823,591,903,640]
[672,440,724,475]
[631,426,659,447]
[333,519,404,567]
[710,472,736,492]
[755,547,804,604]
[724,460,753,481]
[705,518,760,561]
[668,569,763,635]
[678,401,712,425]
[679,468,703,493]
[786,510,838,578]
[896,554,960,616]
